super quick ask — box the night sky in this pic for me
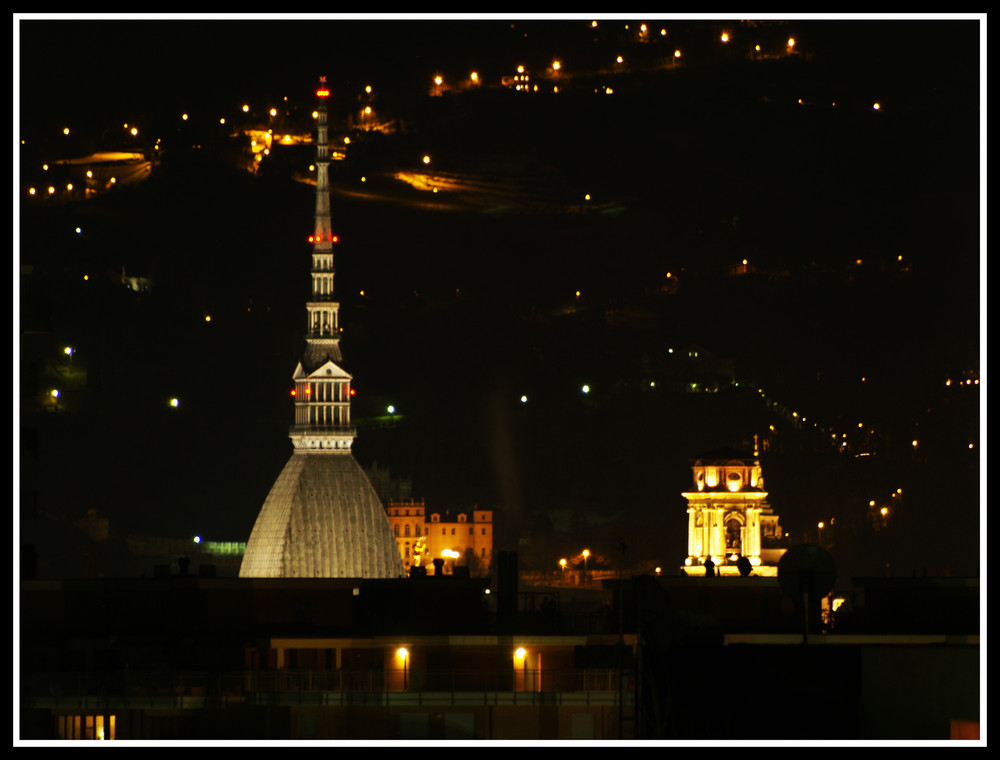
[16,15,983,582]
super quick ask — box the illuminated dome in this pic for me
[240,451,404,578]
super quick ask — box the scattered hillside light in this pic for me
[787,37,796,48]
[582,385,590,394]
[361,176,366,182]
[755,44,761,51]
[520,395,528,403]
[616,55,623,63]
[969,443,975,449]
[242,104,249,112]
[434,75,443,86]
[592,20,598,27]
[130,127,138,136]
[470,71,479,82]
[269,108,277,117]
[193,536,201,544]
[721,33,729,42]
[29,188,36,195]
[110,177,116,184]
[655,566,662,575]
[552,60,561,71]
[204,315,212,322]
[660,28,667,36]
[220,118,226,125]
[86,170,93,178]
[364,106,372,114]
[64,347,73,356]
[66,183,73,191]
[674,49,682,59]
[387,405,395,414]
[575,290,581,297]
[365,85,372,93]
[170,398,180,408]
[63,127,70,135]
[584,194,591,201]
[818,522,824,529]
[515,647,526,660]
[422,155,431,164]
[182,113,188,120]
[880,507,888,516]
[43,164,49,171]
[48,187,55,194]
[873,102,881,111]
[51,389,60,398]
[605,87,614,95]
[870,500,876,507]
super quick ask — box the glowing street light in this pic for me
[397,647,409,689]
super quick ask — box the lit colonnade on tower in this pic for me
[681,449,785,577]
[240,78,404,580]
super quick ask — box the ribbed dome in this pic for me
[240,451,405,579]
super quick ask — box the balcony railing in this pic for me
[28,669,631,710]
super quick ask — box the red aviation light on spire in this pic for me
[317,75,330,98]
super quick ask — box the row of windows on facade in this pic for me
[302,404,350,426]
[389,509,488,522]
[395,524,488,537]
[297,381,350,402]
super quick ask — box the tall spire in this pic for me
[239,77,405,579]
[290,76,354,453]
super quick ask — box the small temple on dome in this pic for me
[240,78,404,579]
[681,445,786,577]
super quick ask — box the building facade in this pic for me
[386,499,493,577]
[682,448,784,576]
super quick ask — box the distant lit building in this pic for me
[386,499,494,577]
[682,448,784,576]
[240,78,403,580]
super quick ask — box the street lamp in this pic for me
[396,647,409,689]
[514,647,527,691]
[582,549,590,579]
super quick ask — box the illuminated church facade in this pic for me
[682,448,784,577]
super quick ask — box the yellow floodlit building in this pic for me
[386,499,493,577]
[682,448,785,576]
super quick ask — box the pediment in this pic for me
[293,359,352,381]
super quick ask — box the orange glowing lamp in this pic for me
[316,88,330,98]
